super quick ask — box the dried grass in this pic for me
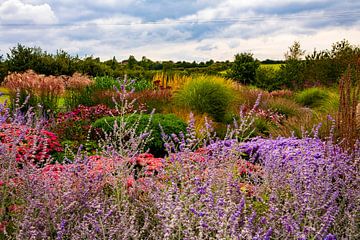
[337,60,360,151]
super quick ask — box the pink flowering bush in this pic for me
[51,104,118,142]
[0,123,62,166]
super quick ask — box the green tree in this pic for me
[0,54,7,83]
[127,55,138,70]
[285,41,305,61]
[6,44,43,73]
[227,52,260,85]
[279,41,306,89]
[304,39,360,86]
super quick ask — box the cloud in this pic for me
[0,0,57,24]
[0,0,359,61]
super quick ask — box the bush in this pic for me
[174,75,234,122]
[52,104,117,142]
[93,113,187,157]
[295,87,330,108]
[255,67,283,91]
[227,52,260,85]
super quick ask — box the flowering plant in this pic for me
[0,123,62,166]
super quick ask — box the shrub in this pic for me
[0,123,62,167]
[231,85,272,111]
[93,113,187,157]
[51,104,118,142]
[255,66,283,91]
[174,75,234,122]
[295,87,330,108]
[227,52,260,85]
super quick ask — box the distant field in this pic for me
[260,63,283,70]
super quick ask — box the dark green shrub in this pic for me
[295,87,329,108]
[174,75,234,122]
[227,52,260,85]
[93,113,187,157]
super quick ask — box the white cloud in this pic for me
[0,0,57,24]
[0,0,359,61]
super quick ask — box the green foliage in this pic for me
[77,56,113,76]
[5,44,79,77]
[285,41,305,61]
[275,41,306,89]
[0,55,7,83]
[255,67,283,91]
[93,76,120,90]
[304,39,360,86]
[295,87,330,108]
[130,78,154,92]
[64,76,117,110]
[64,85,95,110]
[174,76,234,122]
[227,52,260,85]
[93,113,187,157]
[63,75,155,110]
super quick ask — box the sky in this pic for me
[0,0,359,62]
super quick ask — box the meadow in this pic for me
[0,64,359,240]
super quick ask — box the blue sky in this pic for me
[0,0,359,61]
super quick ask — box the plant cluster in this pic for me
[0,123,62,166]
[94,113,187,157]
[3,70,65,114]
[0,96,359,239]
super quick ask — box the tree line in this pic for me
[227,40,360,90]
[1,40,359,90]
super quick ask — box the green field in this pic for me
[260,63,283,70]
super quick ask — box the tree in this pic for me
[6,44,43,73]
[0,54,8,83]
[227,52,260,85]
[285,41,305,61]
[127,55,138,70]
[278,41,306,89]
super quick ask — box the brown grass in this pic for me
[337,60,360,152]
[64,72,93,90]
[3,70,65,97]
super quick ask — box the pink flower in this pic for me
[0,221,7,233]
[126,176,135,188]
